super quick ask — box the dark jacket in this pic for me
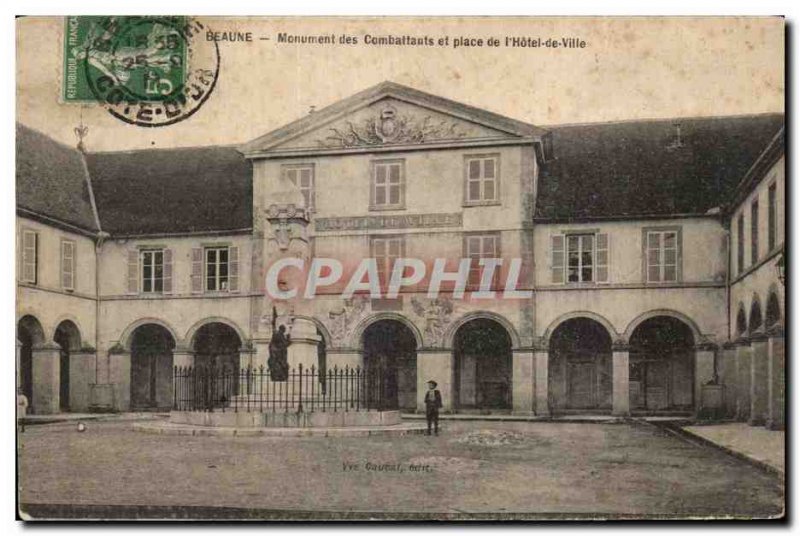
[424,389,442,410]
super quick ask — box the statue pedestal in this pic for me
[288,317,321,370]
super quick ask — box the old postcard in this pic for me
[15,15,785,520]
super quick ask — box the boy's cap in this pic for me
[427,380,437,387]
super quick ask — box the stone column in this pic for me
[718,342,738,418]
[766,325,785,431]
[108,345,131,412]
[286,317,321,369]
[16,339,26,418]
[611,341,630,417]
[69,348,97,413]
[172,346,195,369]
[31,343,61,414]
[417,350,453,412]
[694,342,718,418]
[749,331,769,426]
[512,349,534,414]
[534,348,550,416]
[16,339,22,395]
[734,339,752,421]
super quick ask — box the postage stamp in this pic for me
[62,16,218,127]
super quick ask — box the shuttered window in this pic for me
[196,245,239,293]
[371,236,404,289]
[464,233,500,289]
[768,183,777,252]
[370,160,404,210]
[464,155,499,204]
[751,199,759,265]
[645,229,680,283]
[61,239,76,291]
[141,250,164,293]
[285,164,315,210]
[21,229,38,284]
[551,232,609,284]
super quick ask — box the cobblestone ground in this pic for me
[18,418,783,518]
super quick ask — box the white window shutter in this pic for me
[126,250,139,294]
[22,230,37,284]
[61,241,75,291]
[551,234,565,284]
[162,248,173,293]
[596,233,609,283]
[228,246,239,292]
[191,247,203,294]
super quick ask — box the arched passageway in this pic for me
[548,318,613,411]
[17,315,45,407]
[362,320,417,410]
[629,316,695,411]
[453,318,512,410]
[766,292,782,329]
[54,320,81,412]
[130,324,176,410]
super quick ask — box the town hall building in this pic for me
[16,82,785,429]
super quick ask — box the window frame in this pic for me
[736,212,745,275]
[204,245,231,292]
[60,238,76,292]
[768,181,777,253]
[369,159,406,211]
[282,163,315,211]
[140,248,165,294]
[463,153,501,207]
[642,226,683,284]
[369,235,406,290]
[750,198,759,265]
[20,228,38,285]
[564,232,596,284]
[463,232,502,289]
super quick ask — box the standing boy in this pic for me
[424,380,442,435]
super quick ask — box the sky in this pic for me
[16,16,784,152]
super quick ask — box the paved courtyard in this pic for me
[18,418,783,519]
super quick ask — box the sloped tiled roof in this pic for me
[85,146,252,235]
[16,124,99,232]
[535,114,785,221]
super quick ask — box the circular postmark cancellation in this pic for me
[78,16,219,127]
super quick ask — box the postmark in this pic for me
[63,16,219,127]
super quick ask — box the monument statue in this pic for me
[268,305,291,381]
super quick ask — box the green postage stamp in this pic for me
[63,16,188,103]
[62,16,217,126]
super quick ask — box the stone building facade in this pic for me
[16,82,785,428]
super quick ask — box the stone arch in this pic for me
[543,311,618,345]
[765,289,782,329]
[118,318,180,352]
[17,314,46,346]
[443,311,521,350]
[748,294,763,335]
[53,319,82,351]
[294,314,332,348]
[350,312,423,350]
[51,315,86,349]
[623,309,703,344]
[735,304,748,338]
[184,317,247,350]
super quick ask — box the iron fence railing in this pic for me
[173,364,389,413]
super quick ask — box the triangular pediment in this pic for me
[239,82,546,157]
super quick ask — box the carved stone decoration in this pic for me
[410,297,454,346]
[264,203,309,251]
[326,296,368,346]
[317,107,467,148]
